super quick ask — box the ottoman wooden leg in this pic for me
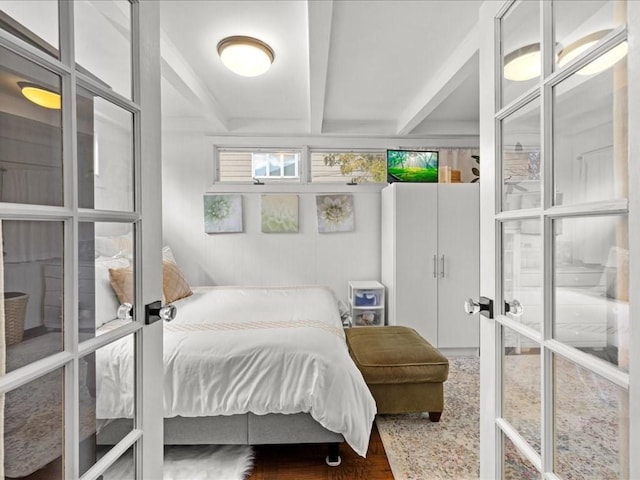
[429,411,442,422]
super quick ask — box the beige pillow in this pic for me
[163,260,193,303]
[109,267,134,305]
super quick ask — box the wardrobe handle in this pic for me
[432,254,438,278]
[440,255,445,277]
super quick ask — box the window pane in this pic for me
[555,0,626,73]
[80,336,135,476]
[503,330,541,454]
[0,1,59,58]
[554,354,628,479]
[311,151,386,183]
[78,90,134,211]
[74,0,132,99]
[501,0,540,107]
[503,432,540,480]
[0,45,63,206]
[503,219,542,332]
[502,99,541,211]
[3,220,63,371]
[4,368,65,478]
[268,154,281,177]
[79,222,134,342]
[553,216,629,371]
[553,51,627,206]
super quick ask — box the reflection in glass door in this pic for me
[0,1,162,478]
[493,0,631,478]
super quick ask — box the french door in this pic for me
[479,0,638,478]
[0,1,163,478]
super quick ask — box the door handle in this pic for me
[432,254,438,278]
[440,255,445,278]
[145,300,177,324]
[505,299,523,317]
[464,296,494,319]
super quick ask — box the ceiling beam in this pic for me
[396,24,480,136]
[160,32,228,131]
[307,0,333,135]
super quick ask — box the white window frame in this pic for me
[251,151,300,180]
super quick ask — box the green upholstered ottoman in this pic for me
[345,326,449,421]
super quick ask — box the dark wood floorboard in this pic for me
[247,423,394,480]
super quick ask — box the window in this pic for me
[252,152,299,179]
[217,149,300,182]
[310,150,386,183]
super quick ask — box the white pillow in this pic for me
[95,256,130,327]
[95,236,120,258]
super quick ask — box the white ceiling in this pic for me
[159,0,482,139]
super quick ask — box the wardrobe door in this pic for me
[389,184,439,343]
[437,184,480,348]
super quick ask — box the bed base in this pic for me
[98,412,344,466]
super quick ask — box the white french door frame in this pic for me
[479,0,639,478]
[0,1,163,478]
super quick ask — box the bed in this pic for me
[95,285,377,463]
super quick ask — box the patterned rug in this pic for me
[376,354,623,480]
[376,356,480,480]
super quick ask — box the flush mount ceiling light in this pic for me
[503,43,541,82]
[217,35,275,77]
[18,82,61,109]
[557,29,628,76]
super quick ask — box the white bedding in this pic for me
[96,285,377,457]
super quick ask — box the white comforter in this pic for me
[96,286,377,456]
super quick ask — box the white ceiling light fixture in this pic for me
[217,35,275,77]
[557,29,628,76]
[503,43,540,82]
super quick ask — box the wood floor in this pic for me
[247,423,394,480]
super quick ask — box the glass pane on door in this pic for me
[501,0,540,106]
[554,354,628,479]
[0,45,63,206]
[554,0,626,73]
[74,0,132,99]
[3,367,65,478]
[503,329,541,454]
[3,220,64,371]
[553,215,629,370]
[79,335,135,476]
[0,1,60,58]
[78,89,134,212]
[502,99,541,212]
[502,219,542,331]
[79,221,134,341]
[553,49,628,206]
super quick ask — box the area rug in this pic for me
[376,354,623,480]
[103,445,254,480]
[376,356,480,480]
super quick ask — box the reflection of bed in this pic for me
[96,286,377,460]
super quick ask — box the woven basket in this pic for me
[4,292,28,346]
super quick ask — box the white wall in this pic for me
[162,128,478,303]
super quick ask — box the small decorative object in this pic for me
[261,195,299,233]
[203,194,243,233]
[316,194,355,233]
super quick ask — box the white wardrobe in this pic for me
[381,183,479,349]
